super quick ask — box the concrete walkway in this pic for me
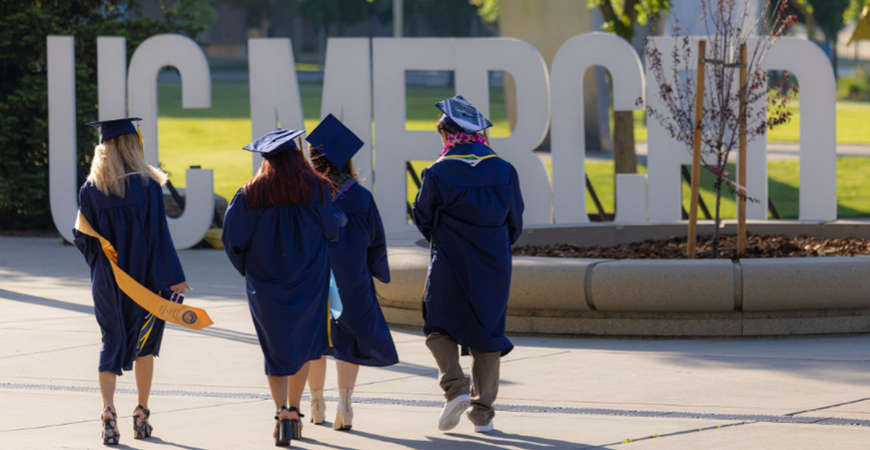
[1,237,869,449]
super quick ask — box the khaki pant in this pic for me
[425,332,500,425]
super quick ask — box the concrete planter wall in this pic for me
[376,242,870,336]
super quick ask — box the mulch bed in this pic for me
[513,234,870,259]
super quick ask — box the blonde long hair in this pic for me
[87,133,167,197]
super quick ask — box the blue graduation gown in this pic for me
[73,175,185,375]
[412,143,524,356]
[222,183,345,376]
[326,182,399,367]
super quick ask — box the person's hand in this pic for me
[169,282,191,295]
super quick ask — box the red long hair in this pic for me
[243,147,334,209]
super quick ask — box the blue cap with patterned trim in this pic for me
[84,117,142,143]
[305,114,363,170]
[435,95,492,133]
[243,128,305,158]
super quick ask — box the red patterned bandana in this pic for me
[440,131,487,156]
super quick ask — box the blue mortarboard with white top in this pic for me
[243,128,305,158]
[85,117,142,143]
[305,114,363,170]
[435,95,493,134]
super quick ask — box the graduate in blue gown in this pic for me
[304,114,398,431]
[73,117,190,445]
[412,96,524,434]
[221,128,345,446]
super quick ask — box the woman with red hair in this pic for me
[222,129,345,447]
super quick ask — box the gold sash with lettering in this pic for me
[75,211,213,330]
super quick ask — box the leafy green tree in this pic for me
[589,0,671,177]
[158,0,218,36]
[589,0,670,41]
[807,0,852,76]
[470,0,500,24]
[0,1,212,231]
[844,0,868,25]
[404,0,488,36]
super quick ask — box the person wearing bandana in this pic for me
[304,114,399,432]
[412,96,525,433]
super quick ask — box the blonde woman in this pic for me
[73,118,190,445]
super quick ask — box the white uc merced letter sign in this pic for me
[48,34,214,249]
[48,33,839,245]
[551,32,645,224]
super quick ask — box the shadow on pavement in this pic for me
[145,436,209,450]
[348,429,592,449]
[0,287,93,315]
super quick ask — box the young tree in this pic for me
[644,0,797,257]
[589,0,672,176]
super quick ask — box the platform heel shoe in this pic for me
[288,407,305,440]
[274,406,292,447]
[132,405,153,439]
[101,406,119,445]
[310,389,326,424]
[333,388,354,431]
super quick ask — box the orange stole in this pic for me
[74,211,214,330]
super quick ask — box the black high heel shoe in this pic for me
[133,404,152,439]
[101,406,119,446]
[288,407,304,440]
[274,406,291,447]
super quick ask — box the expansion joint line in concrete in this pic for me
[733,260,744,312]
[583,261,608,311]
[604,420,753,447]
[3,382,870,428]
[610,396,870,447]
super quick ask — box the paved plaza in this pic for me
[1,236,869,449]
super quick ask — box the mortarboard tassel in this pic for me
[136,122,144,155]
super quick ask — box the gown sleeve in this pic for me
[72,185,102,269]
[222,190,257,276]
[366,195,390,283]
[313,182,347,242]
[147,181,186,290]
[507,166,525,245]
[411,168,441,242]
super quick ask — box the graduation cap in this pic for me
[435,95,492,134]
[85,117,142,143]
[243,128,305,158]
[305,114,363,170]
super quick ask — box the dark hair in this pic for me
[243,147,334,209]
[436,116,463,135]
[310,146,356,187]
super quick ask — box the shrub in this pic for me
[0,1,212,231]
[838,66,870,101]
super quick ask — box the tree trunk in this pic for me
[259,15,270,38]
[613,110,637,174]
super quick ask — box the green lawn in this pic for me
[157,80,870,218]
[627,100,870,144]
[156,80,510,199]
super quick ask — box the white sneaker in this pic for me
[474,420,494,433]
[437,394,470,431]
